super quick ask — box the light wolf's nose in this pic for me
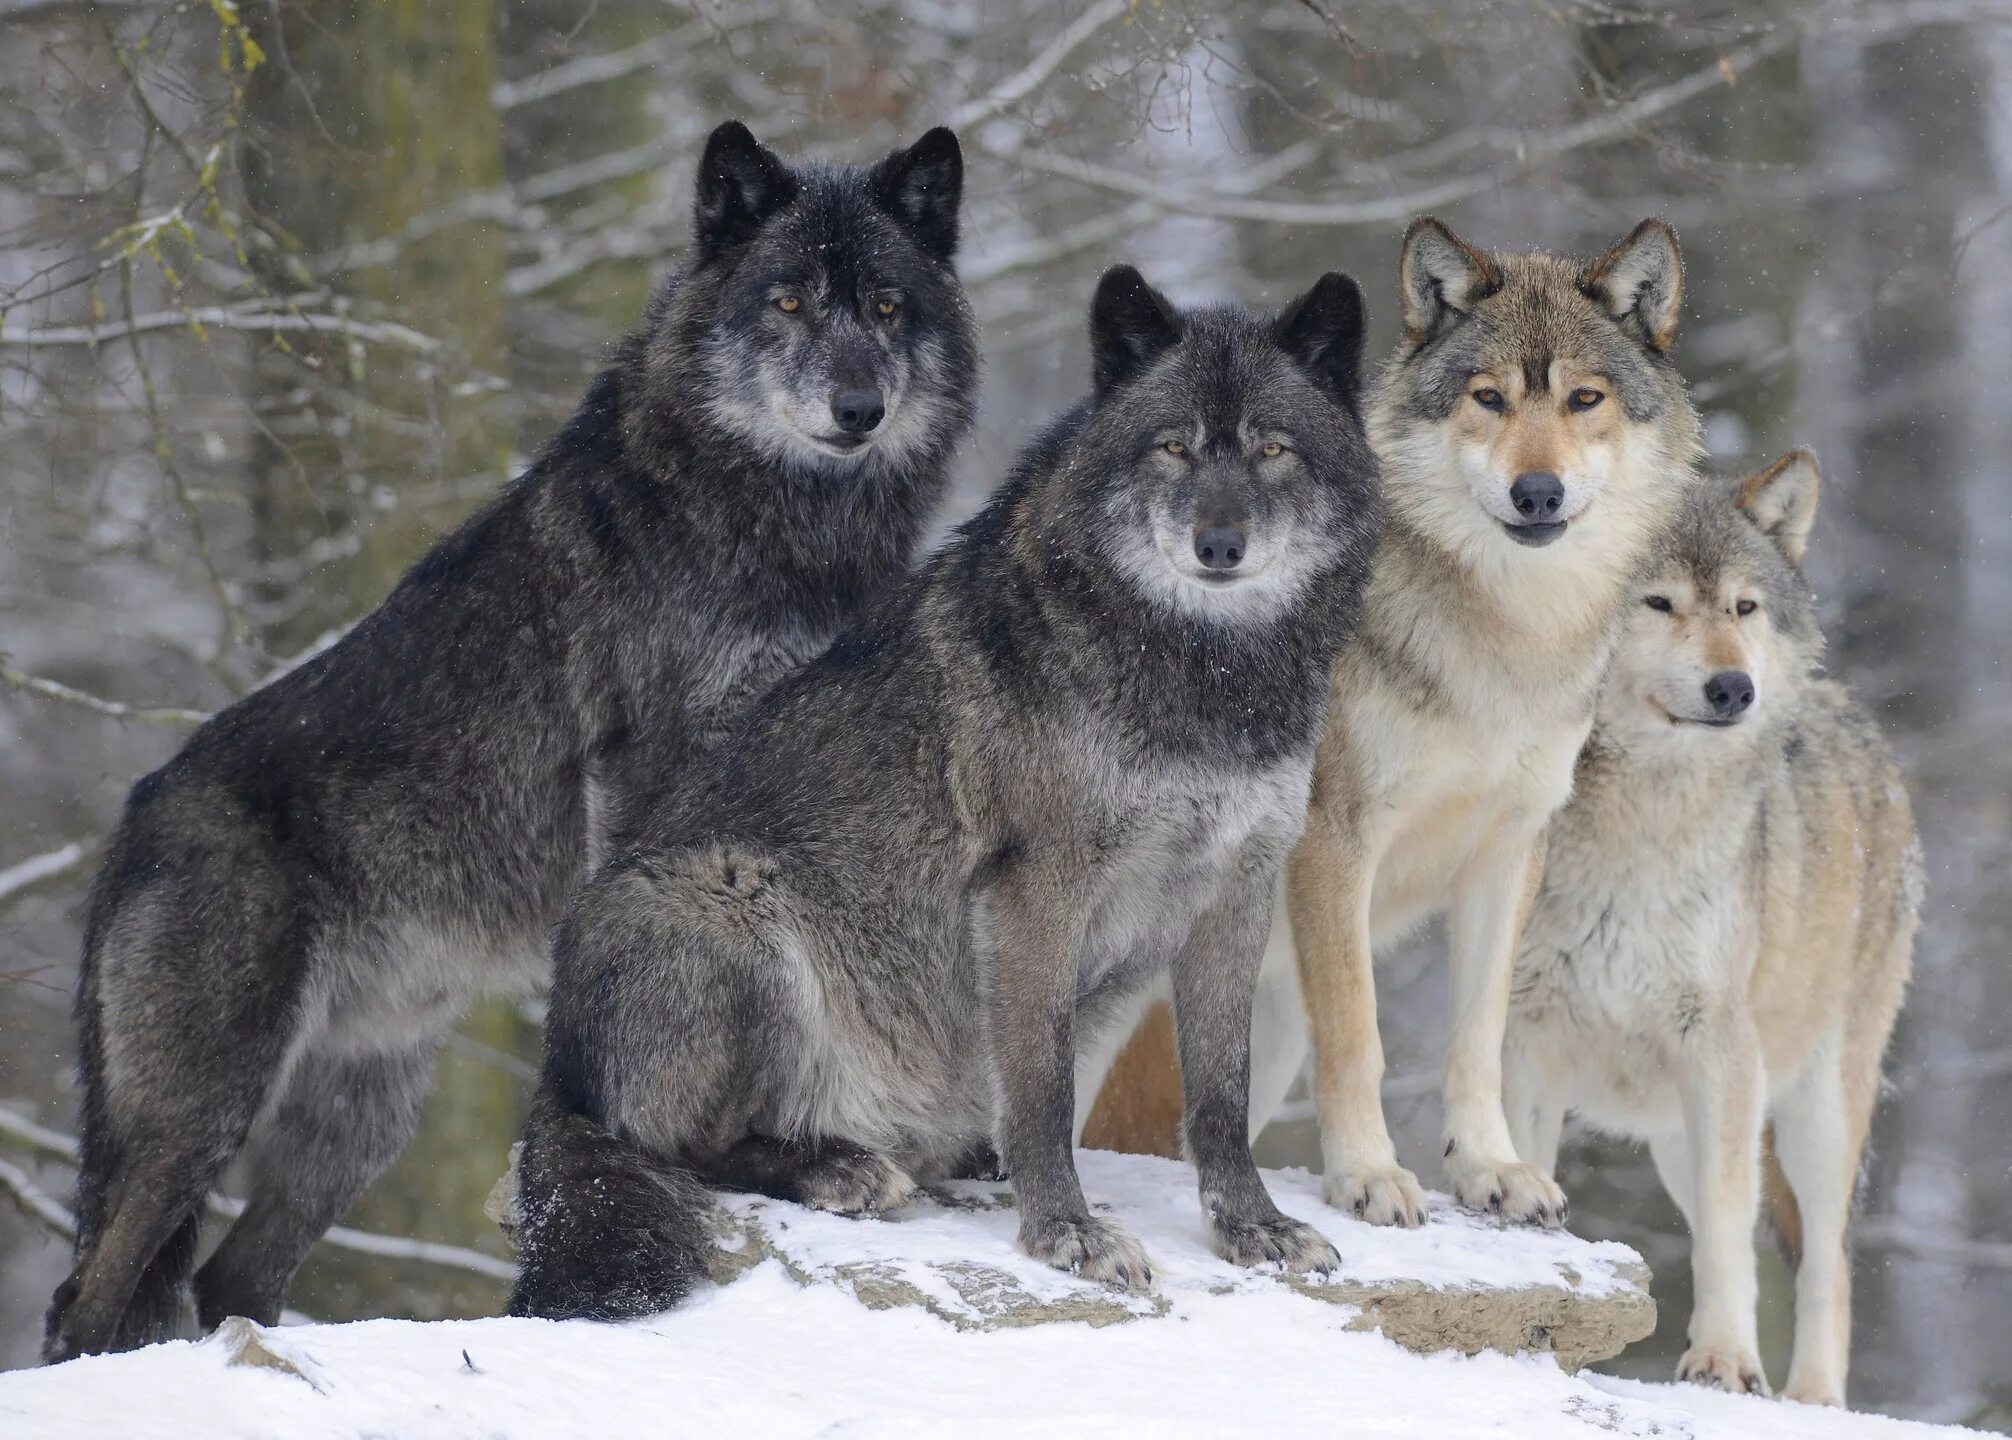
[831,387,885,435]
[1194,523,1246,571]
[1703,670,1756,719]
[1509,471,1565,519]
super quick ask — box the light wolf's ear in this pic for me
[1586,219,1684,353]
[871,127,963,264]
[1736,448,1821,567]
[1090,265,1182,397]
[694,121,799,258]
[1399,217,1498,346]
[1275,272,1368,405]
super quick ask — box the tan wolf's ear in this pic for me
[1585,219,1684,352]
[1399,217,1498,346]
[1736,448,1821,566]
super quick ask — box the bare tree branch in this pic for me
[948,0,1132,130]
[0,657,211,727]
[0,840,95,908]
[0,303,442,355]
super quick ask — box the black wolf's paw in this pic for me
[1322,1163,1428,1228]
[1678,1342,1771,1397]
[1020,1214,1155,1291]
[796,1148,916,1217]
[1445,1153,1567,1228]
[1210,1211,1340,1275]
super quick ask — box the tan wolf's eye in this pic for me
[1163,439,1187,456]
[1569,388,1604,411]
[1261,441,1285,458]
[876,296,900,318]
[1644,595,1673,613]
[1472,387,1505,412]
[775,294,801,314]
[1736,599,1758,617]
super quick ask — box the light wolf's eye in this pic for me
[1569,387,1605,412]
[1162,439,1187,456]
[1472,387,1505,412]
[1644,595,1674,613]
[774,294,802,315]
[1736,599,1758,617]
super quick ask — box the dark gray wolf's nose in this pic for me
[1509,472,1565,520]
[1703,670,1756,718]
[831,388,885,434]
[1194,523,1246,572]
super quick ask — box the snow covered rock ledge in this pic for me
[493,1146,1655,1370]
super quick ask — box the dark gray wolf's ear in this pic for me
[694,121,798,258]
[1585,219,1684,353]
[871,128,963,263]
[1736,447,1821,567]
[1275,272,1368,405]
[1090,265,1182,397]
[1399,217,1498,347]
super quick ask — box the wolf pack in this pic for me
[38,122,1921,1412]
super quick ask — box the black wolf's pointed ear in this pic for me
[694,121,798,258]
[1274,272,1368,405]
[1736,448,1821,567]
[871,127,963,263]
[1090,265,1182,397]
[1586,219,1684,353]
[1399,217,1498,347]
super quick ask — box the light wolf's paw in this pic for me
[1210,1211,1341,1274]
[1444,1152,1566,1227]
[1020,1214,1155,1291]
[1678,1342,1771,1397]
[1322,1164,1428,1228]
[1780,1367,1844,1408]
[797,1149,916,1217]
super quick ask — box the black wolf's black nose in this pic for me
[1194,523,1246,572]
[1509,472,1565,520]
[831,388,885,435]
[1704,670,1756,718]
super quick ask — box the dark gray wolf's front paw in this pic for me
[1019,1214,1155,1290]
[1209,1209,1341,1274]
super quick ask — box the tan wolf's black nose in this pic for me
[831,387,885,434]
[1194,523,1246,571]
[1704,670,1755,718]
[1509,472,1565,520]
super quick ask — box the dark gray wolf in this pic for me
[1507,450,1920,1406]
[507,263,1382,1321]
[44,120,979,1362]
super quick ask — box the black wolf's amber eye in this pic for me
[1261,441,1285,458]
[1644,595,1674,613]
[1736,599,1758,617]
[876,297,900,318]
[1472,388,1505,412]
[1569,388,1605,412]
[775,294,801,314]
[1163,439,1187,456]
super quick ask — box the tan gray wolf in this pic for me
[506,264,1383,1320]
[44,121,980,1362]
[1505,449,1920,1407]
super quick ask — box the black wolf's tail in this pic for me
[507,1089,716,1321]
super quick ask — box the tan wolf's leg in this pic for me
[1287,809,1425,1227]
[1675,1010,1770,1397]
[1441,830,1566,1224]
[1773,1028,1860,1407]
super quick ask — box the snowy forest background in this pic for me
[0,0,2006,1426]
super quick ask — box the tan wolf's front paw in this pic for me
[1678,1342,1771,1397]
[1322,1164,1428,1227]
[1210,1212,1340,1274]
[1020,1214,1155,1291]
[1445,1152,1566,1226]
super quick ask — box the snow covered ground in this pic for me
[1,1152,1988,1439]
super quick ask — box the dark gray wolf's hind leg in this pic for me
[194,1043,436,1328]
[1175,846,1339,1273]
[698,1135,915,1215]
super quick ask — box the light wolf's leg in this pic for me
[1772,1027,1863,1407]
[1674,1010,1770,1397]
[1502,1015,1570,1180]
[1173,844,1338,1274]
[1245,884,1309,1143]
[1441,830,1566,1224]
[984,861,1152,1289]
[1287,809,1426,1227]
[195,1042,437,1329]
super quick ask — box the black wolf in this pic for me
[508,264,1382,1322]
[44,120,979,1362]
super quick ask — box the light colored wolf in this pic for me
[1505,449,1920,1407]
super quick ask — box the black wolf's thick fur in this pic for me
[510,268,1382,1321]
[45,122,978,1362]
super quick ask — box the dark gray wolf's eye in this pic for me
[1260,441,1286,459]
[1472,387,1505,412]
[875,295,902,320]
[774,294,802,315]
[1644,595,1674,613]
[1163,439,1187,456]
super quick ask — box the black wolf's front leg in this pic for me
[1175,843,1341,1274]
[982,860,1154,1290]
